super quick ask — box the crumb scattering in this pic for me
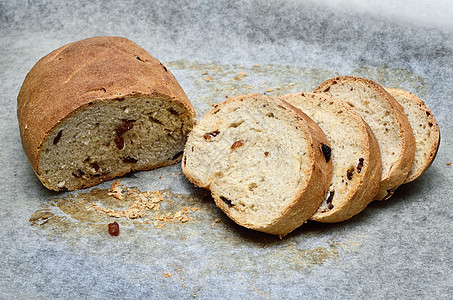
[86,180,199,228]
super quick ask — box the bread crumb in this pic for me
[204,76,211,82]
[163,271,173,278]
[153,221,162,228]
[265,88,274,92]
[86,185,198,228]
[108,179,124,200]
[233,71,247,80]
[447,162,452,165]
[214,218,221,223]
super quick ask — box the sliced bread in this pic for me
[314,76,415,200]
[182,93,333,236]
[17,36,196,191]
[385,87,440,183]
[281,92,382,222]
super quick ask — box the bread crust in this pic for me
[281,92,382,223]
[182,93,333,236]
[385,87,440,183]
[314,76,415,200]
[17,36,195,190]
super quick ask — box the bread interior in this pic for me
[38,95,193,190]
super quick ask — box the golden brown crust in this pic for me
[17,36,195,188]
[385,87,440,183]
[314,76,415,200]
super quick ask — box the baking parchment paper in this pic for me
[0,1,452,299]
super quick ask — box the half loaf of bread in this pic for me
[17,36,195,191]
[385,87,440,183]
[182,93,333,236]
[281,92,382,222]
[314,76,415,200]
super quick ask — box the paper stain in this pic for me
[166,60,428,117]
[29,185,210,237]
[29,182,361,273]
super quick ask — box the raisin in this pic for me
[347,169,353,180]
[326,190,335,210]
[90,162,100,171]
[203,130,220,141]
[53,130,63,145]
[108,222,120,236]
[357,158,364,173]
[72,169,84,178]
[115,120,135,136]
[220,196,233,207]
[264,152,269,156]
[231,140,245,149]
[114,136,124,150]
[169,108,179,115]
[123,157,138,163]
[321,144,331,162]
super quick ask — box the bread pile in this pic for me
[17,37,439,236]
[183,76,440,236]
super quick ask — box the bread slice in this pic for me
[314,76,415,200]
[385,88,440,183]
[281,92,382,222]
[182,93,333,236]
[17,36,196,191]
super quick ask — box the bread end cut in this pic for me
[17,36,195,191]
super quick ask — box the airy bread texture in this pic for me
[182,93,333,236]
[314,76,415,200]
[17,36,195,191]
[385,88,440,183]
[281,92,382,222]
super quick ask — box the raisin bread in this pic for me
[182,93,333,236]
[385,87,440,183]
[17,36,196,191]
[281,92,382,222]
[314,76,415,200]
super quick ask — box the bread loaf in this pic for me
[182,93,333,236]
[281,92,382,222]
[314,76,415,200]
[17,36,195,191]
[385,87,440,183]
